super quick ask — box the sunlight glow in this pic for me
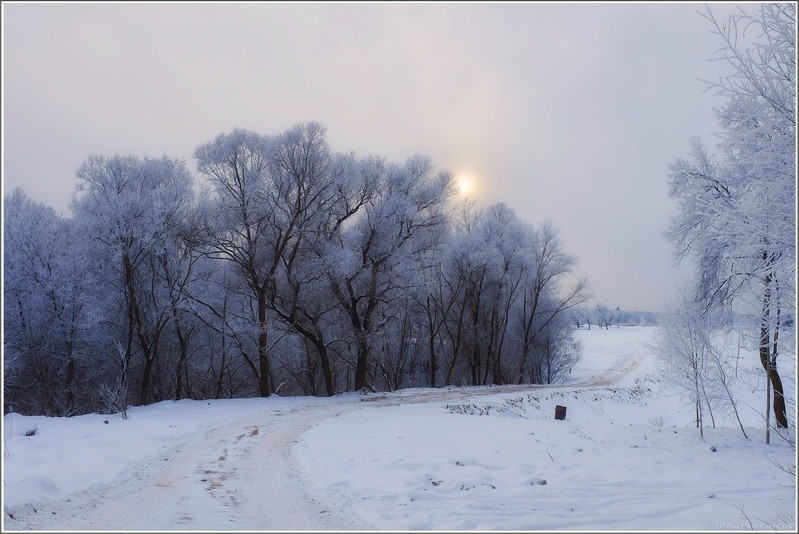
[456,175,476,196]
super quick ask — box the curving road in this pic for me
[6,347,646,531]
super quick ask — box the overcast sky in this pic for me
[2,2,750,311]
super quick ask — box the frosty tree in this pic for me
[194,128,277,397]
[518,220,590,384]
[432,202,587,387]
[328,155,454,391]
[71,154,196,407]
[656,286,749,439]
[5,120,591,414]
[195,123,381,396]
[667,4,796,430]
[4,190,93,416]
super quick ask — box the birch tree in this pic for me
[655,289,716,438]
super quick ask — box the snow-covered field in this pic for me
[2,326,796,531]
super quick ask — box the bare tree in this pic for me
[195,128,280,397]
[518,220,590,384]
[655,288,718,438]
[666,4,795,430]
[4,190,95,415]
[72,154,195,406]
[329,155,454,391]
[265,147,376,397]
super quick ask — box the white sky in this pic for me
[1,2,751,311]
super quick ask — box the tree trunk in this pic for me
[135,322,161,406]
[766,364,772,445]
[216,329,228,399]
[444,305,466,386]
[140,354,155,405]
[470,345,480,386]
[693,351,704,438]
[759,278,787,429]
[122,254,139,403]
[471,309,482,386]
[172,299,190,401]
[427,297,437,389]
[545,339,552,384]
[257,289,272,397]
[65,343,75,415]
[174,324,189,401]
[354,334,369,391]
[768,367,787,428]
[519,294,533,384]
[316,339,335,397]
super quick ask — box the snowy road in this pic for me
[3,332,670,531]
[8,384,569,531]
[8,402,369,531]
[5,327,795,531]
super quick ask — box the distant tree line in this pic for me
[4,122,590,416]
[569,305,659,330]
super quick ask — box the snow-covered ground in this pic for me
[2,326,796,531]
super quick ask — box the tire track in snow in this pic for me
[6,404,368,531]
[571,347,648,388]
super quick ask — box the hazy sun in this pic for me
[457,175,476,196]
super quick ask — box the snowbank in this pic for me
[2,326,795,531]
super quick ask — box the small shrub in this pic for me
[649,415,666,427]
